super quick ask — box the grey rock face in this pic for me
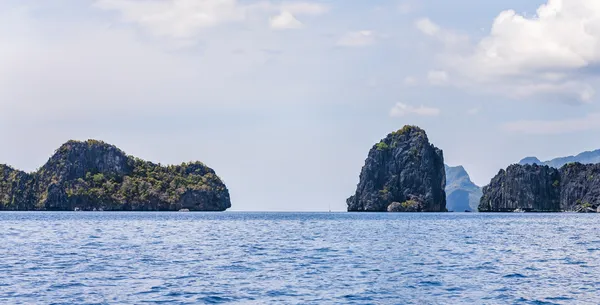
[479,164,560,212]
[347,126,446,212]
[445,165,482,212]
[480,163,600,212]
[559,163,600,212]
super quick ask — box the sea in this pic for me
[0,212,599,304]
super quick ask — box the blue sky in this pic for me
[2,0,600,211]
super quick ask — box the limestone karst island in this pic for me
[347,126,446,212]
[348,125,600,213]
[0,140,231,211]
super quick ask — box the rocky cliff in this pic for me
[479,164,560,212]
[0,140,231,211]
[480,163,600,212]
[559,163,600,212]
[445,165,482,212]
[347,126,446,212]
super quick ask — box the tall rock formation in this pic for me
[0,140,231,211]
[480,163,600,212]
[445,165,482,212]
[347,126,446,212]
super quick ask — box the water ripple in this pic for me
[0,212,599,304]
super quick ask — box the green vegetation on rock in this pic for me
[0,140,231,211]
[376,141,389,151]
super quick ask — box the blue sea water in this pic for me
[1,212,599,304]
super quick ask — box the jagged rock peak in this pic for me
[347,125,446,212]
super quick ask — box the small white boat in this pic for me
[513,208,525,213]
[178,209,190,212]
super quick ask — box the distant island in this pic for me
[347,126,446,212]
[0,140,231,211]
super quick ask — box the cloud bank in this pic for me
[418,0,600,103]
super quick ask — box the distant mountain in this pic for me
[445,165,482,212]
[519,149,600,168]
[518,157,542,165]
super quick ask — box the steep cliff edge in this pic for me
[0,140,231,211]
[347,126,446,212]
[480,163,600,212]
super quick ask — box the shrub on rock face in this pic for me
[387,199,421,212]
[348,126,446,212]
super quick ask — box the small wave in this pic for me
[503,273,527,279]
[419,280,443,287]
[545,296,573,301]
[343,294,373,301]
[198,296,234,303]
[49,282,86,290]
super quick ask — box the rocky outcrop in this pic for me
[445,165,482,212]
[479,164,560,212]
[347,126,446,212]
[0,140,231,211]
[480,163,600,212]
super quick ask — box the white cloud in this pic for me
[390,102,440,117]
[270,11,303,30]
[94,0,245,38]
[502,113,600,135]
[415,17,468,48]
[337,30,376,47]
[415,18,439,36]
[95,0,328,38]
[427,70,448,85]
[419,0,600,103]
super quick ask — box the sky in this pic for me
[2,0,600,211]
